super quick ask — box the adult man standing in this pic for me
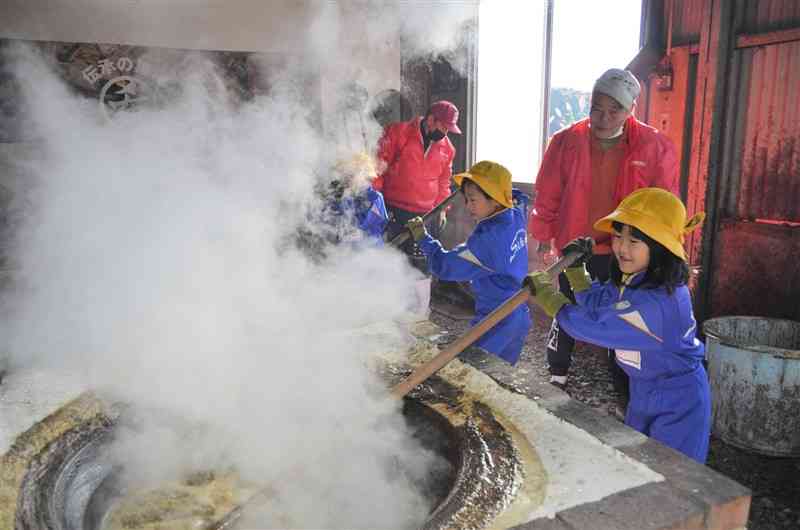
[528,69,679,411]
[374,100,460,261]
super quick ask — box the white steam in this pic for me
[0,33,448,528]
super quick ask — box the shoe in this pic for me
[549,375,567,391]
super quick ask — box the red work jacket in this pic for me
[528,116,679,253]
[373,117,455,213]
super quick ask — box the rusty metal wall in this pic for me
[738,0,800,33]
[645,0,800,321]
[708,2,800,321]
[722,40,800,222]
[669,0,703,45]
[709,220,800,321]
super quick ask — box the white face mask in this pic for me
[605,124,625,138]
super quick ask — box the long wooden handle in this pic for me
[388,191,461,247]
[390,251,582,398]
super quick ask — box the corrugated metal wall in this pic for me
[726,40,800,222]
[669,0,702,45]
[739,0,800,33]
[645,0,800,321]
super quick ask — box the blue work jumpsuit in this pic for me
[556,273,711,462]
[418,207,531,364]
[350,187,389,242]
[326,186,389,245]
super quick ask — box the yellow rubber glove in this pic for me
[564,265,592,293]
[523,271,571,318]
[405,216,428,242]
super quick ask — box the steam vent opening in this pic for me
[11,371,528,530]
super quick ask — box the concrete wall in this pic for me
[0,0,402,139]
[1,1,342,54]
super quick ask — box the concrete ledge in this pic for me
[400,322,752,530]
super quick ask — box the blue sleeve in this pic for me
[418,233,496,282]
[356,189,388,241]
[360,214,385,241]
[556,294,666,352]
[573,281,614,311]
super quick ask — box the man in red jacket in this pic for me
[528,69,679,411]
[374,100,460,267]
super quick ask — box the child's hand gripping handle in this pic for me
[390,251,582,399]
[388,191,461,247]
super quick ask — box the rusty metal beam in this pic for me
[686,0,735,323]
[665,27,800,55]
[736,27,800,49]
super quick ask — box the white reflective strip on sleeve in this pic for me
[616,349,641,370]
[683,317,697,338]
[617,310,664,343]
[457,248,495,272]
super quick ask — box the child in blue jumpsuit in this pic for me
[294,153,388,261]
[526,187,711,462]
[405,160,531,364]
[322,185,388,245]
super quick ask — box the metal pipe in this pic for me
[540,0,555,158]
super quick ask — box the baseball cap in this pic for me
[593,69,641,111]
[429,100,462,134]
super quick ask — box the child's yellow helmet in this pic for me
[453,160,513,208]
[593,187,705,261]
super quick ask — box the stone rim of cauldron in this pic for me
[15,378,523,530]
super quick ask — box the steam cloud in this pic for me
[0,2,476,527]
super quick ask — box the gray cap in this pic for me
[593,69,641,110]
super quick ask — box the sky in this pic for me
[477,0,642,181]
[476,1,547,182]
[551,0,643,91]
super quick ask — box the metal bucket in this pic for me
[703,316,800,457]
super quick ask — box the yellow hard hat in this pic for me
[593,187,705,261]
[453,160,513,208]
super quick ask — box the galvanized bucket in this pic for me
[704,316,800,457]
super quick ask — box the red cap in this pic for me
[429,100,461,134]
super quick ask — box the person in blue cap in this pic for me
[405,160,530,365]
[526,187,710,462]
